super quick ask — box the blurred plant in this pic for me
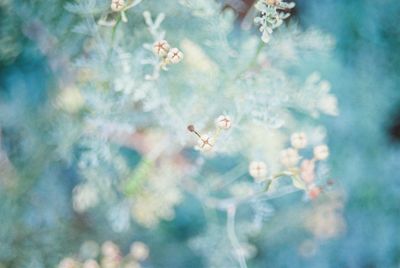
[58,240,149,268]
[0,0,344,267]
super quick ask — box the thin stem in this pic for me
[227,206,248,268]
[265,171,294,191]
[235,39,265,79]
[109,16,121,58]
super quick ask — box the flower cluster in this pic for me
[110,0,142,23]
[254,0,295,43]
[188,115,232,152]
[58,241,149,268]
[152,40,184,70]
[98,0,143,26]
[248,132,331,199]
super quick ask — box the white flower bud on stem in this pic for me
[249,161,268,182]
[111,0,125,12]
[215,115,232,129]
[152,40,170,57]
[290,132,307,149]
[167,48,184,64]
[313,144,329,160]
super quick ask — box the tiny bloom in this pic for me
[291,132,307,149]
[110,0,125,12]
[58,258,79,268]
[313,144,329,160]
[249,161,268,182]
[265,0,281,5]
[130,241,149,261]
[300,159,315,184]
[215,115,232,129]
[101,241,120,258]
[308,185,321,200]
[83,260,100,268]
[152,40,170,57]
[197,135,215,152]
[167,48,184,64]
[280,148,300,167]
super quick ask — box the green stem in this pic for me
[235,40,265,79]
[109,16,121,56]
[265,171,294,191]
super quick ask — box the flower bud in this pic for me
[249,161,268,182]
[313,144,329,160]
[152,40,170,57]
[130,241,149,261]
[197,135,215,152]
[167,48,184,64]
[110,0,125,12]
[215,115,232,129]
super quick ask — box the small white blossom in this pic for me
[197,135,215,152]
[83,260,100,268]
[111,0,125,12]
[167,48,184,64]
[265,0,281,6]
[130,241,149,261]
[249,161,268,182]
[313,144,329,160]
[58,258,79,268]
[291,132,307,149]
[152,40,170,57]
[215,115,232,129]
[101,241,120,258]
[280,148,300,167]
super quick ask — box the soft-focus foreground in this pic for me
[0,0,399,267]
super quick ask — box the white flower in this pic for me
[313,144,329,160]
[130,241,149,261]
[101,241,120,258]
[290,132,307,149]
[58,258,79,268]
[107,0,143,23]
[197,135,215,152]
[280,148,300,167]
[265,0,281,6]
[167,48,184,64]
[83,260,100,268]
[215,115,232,129]
[152,40,170,57]
[110,0,125,12]
[249,161,268,181]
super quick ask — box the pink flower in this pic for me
[300,159,315,184]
